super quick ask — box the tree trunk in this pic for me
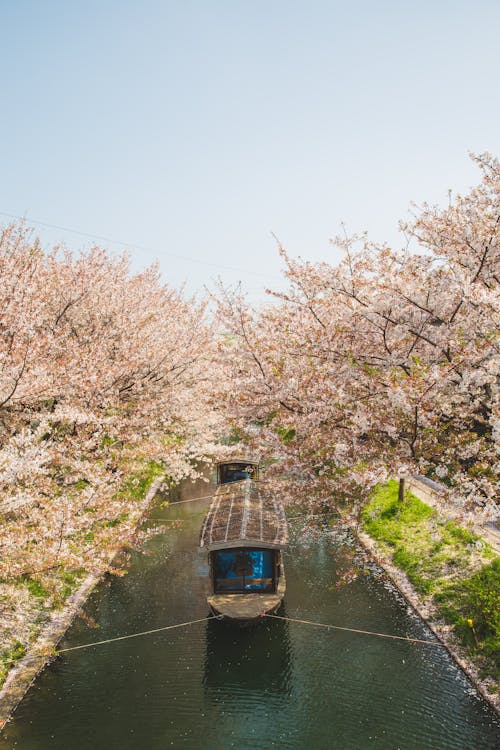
[398,477,406,503]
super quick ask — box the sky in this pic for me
[1,0,499,302]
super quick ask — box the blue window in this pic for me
[213,549,275,592]
[218,463,257,484]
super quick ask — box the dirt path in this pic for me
[406,475,500,555]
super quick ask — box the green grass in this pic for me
[17,576,50,599]
[362,480,499,684]
[117,460,165,501]
[0,642,26,684]
[56,567,86,603]
[102,512,129,528]
[17,566,86,610]
[435,560,500,658]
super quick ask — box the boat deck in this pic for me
[208,567,286,623]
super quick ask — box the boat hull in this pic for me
[208,565,286,625]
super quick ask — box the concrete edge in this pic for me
[0,474,165,732]
[357,528,500,716]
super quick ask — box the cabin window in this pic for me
[213,549,275,593]
[218,463,257,484]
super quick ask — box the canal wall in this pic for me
[0,474,166,732]
[357,527,500,715]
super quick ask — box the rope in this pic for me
[0,615,221,668]
[1,615,221,667]
[263,613,449,648]
[148,494,215,519]
[2,611,451,671]
[57,615,221,654]
[154,493,214,508]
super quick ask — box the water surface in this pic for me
[1,476,498,749]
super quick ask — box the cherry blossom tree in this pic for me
[216,153,499,521]
[0,223,223,591]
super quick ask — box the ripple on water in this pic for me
[1,482,499,750]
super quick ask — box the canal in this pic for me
[1,475,499,749]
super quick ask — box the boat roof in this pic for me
[200,479,288,551]
[216,456,259,467]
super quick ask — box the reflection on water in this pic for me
[0,474,499,750]
[203,615,292,695]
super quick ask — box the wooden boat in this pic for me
[200,460,288,624]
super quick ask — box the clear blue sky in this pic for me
[1,0,499,301]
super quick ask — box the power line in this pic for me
[0,211,281,281]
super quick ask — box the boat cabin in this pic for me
[212,547,277,594]
[217,458,259,485]
[200,469,288,623]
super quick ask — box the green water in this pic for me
[1,476,499,749]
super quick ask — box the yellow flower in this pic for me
[467,619,474,628]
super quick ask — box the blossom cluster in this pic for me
[0,227,224,667]
[215,154,499,519]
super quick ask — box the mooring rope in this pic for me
[57,615,222,654]
[167,493,215,505]
[1,615,221,667]
[263,613,448,647]
[148,494,215,519]
[2,611,451,673]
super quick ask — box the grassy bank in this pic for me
[362,481,499,687]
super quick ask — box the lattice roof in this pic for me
[199,480,288,551]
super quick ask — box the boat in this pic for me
[200,459,288,624]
